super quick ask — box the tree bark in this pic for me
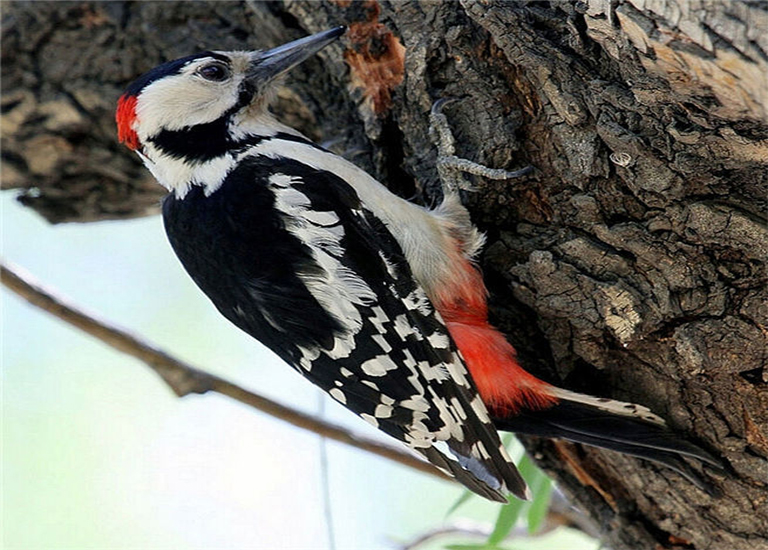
[3,1,766,549]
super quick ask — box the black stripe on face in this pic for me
[150,128,326,163]
[149,116,234,161]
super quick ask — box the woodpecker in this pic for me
[117,27,722,501]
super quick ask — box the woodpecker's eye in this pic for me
[197,62,230,82]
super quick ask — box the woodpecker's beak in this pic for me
[248,26,345,86]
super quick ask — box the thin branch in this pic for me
[396,521,493,550]
[0,259,449,482]
[395,491,602,550]
[317,394,337,550]
[2,259,599,543]
[394,519,547,550]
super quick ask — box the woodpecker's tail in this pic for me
[491,388,725,494]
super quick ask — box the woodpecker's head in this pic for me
[116,27,344,193]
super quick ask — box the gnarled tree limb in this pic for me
[0,260,448,482]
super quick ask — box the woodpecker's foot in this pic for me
[429,98,533,198]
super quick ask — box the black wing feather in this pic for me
[494,400,725,494]
[163,152,525,501]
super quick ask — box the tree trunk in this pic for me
[3,1,766,548]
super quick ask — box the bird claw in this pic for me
[429,98,532,200]
[430,96,460,116]
[429,97,460,159]
[440,156,534,182]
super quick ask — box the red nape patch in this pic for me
[116,93,140,150]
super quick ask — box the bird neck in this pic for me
[138,112,307,199]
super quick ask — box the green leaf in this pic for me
[526,473,554,534]
[486,455,539,545]
[486,497,527,546]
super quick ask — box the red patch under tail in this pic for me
[116,94,140,151]
[433,253,557,415]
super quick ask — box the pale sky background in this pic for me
[2,192,597,550]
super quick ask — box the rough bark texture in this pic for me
[3,1,767,549]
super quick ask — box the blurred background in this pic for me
[2,192,598,549]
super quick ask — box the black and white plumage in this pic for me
[162,137,525,501]
[118,27,723,502]
[119,27,527,502]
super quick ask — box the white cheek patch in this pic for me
[134,64,243,138]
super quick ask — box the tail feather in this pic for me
[418,446,511,503]
[492,394,725,494]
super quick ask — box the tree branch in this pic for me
[2,259,599,543]
[0,259,449,482]
[395,488,602,549]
